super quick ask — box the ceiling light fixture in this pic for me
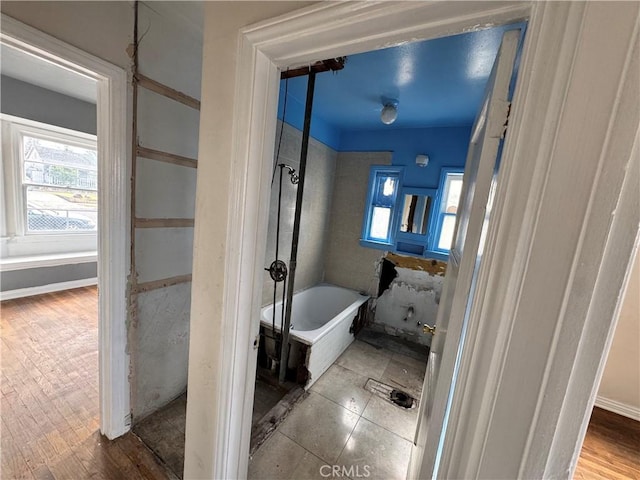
[416,154,429,167]
[380,100,398,125]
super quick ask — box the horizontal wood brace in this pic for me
[135,218,194,228]
[134,274,192,294]
[281,57,346,79]
[137,145,198,168]
[135,73,201,110]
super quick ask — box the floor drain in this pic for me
[390,389,414,408]
[365,379,419,409]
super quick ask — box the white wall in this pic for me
[0,2,133,70]
[185,3,314,478]
[597,253,640,419]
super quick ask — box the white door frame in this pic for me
[188,1,639,478]
[1,15,131,439]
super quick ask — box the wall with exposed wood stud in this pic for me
[0,0,203,425]
[130,2,202,421]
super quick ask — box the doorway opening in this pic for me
[247,21,526,479]
[0,15,129,455]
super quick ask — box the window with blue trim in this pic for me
[360,166,463,259]
[361,166,402,248]
[432,169,464,254]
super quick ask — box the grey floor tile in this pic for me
[279,391,359,463]
[311,364,372,415]
[248,431,309,480]
[289,450,332,480]
[337,417,412,480]
[335,340,392,380]
[392,352,428,371]
[381,356,426,400]
[361,394,418,442]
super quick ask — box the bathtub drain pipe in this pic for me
[279,70,316,384]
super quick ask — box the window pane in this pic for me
[370,206,391,240]
[373,174,398,207]
[23,135,97,191]
[438,214,456,250]
[26,186,97,233]
[444,175,463,213]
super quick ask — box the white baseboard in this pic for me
[595,395,640,421]
[0,277,98,301]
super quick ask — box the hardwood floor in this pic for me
[1,287,172,480]
[575,407,640,480]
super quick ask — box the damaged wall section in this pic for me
[130,2,202,421]
[324,151,446,346]
[373,254,446,346]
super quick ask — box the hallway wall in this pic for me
[1,1,204,423]
[597,253,640,419]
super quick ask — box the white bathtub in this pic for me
[260,284,369,387]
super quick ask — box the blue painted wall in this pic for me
[338,126,471,189]
[278,80,342,150]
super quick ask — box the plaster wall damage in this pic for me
[129,2,202,421]
[323,150,446,347]
[373,255,446,346]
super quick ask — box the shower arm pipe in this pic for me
[272,166,284,336]
[279,70,316,384]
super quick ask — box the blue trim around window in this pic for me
[360,165,464,261]
[360,166,404,249]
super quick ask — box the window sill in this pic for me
[0,251,97,272]
[359,239,393,251]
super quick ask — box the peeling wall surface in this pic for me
[323,151,445,345]
[374,264,443,346]
[262,121,336,306]
[131,2,202,421]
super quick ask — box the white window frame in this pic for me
[1,114,98,261]
[432,168,464,254]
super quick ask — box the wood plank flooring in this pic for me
[1,287,172,480]
[575,407,640,479]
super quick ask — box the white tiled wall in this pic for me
[324,152,392,296]
[261,122,338,306]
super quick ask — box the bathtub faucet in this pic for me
[404,305,415,322]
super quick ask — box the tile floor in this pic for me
[248,339,428,480]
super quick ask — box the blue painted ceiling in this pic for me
[279,22,526,134]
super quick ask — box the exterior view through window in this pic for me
[436,172,463,251]
[22,134,97,233]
